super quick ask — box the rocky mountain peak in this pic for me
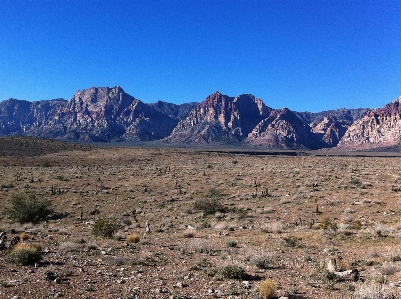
[337,95,401,150]
[372,95,401,117]
[2,87,401,150]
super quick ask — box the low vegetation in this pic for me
[92,218,121,238]
[8,194,53,224]
[7,243,43,266]
[1,141,401,298]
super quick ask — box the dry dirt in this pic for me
[1,142,401,299]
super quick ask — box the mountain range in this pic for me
[1,86,400,151]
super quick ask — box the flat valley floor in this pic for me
[1,145,401,298]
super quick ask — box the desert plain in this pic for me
[1,138,401,298]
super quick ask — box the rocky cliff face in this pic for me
[247,108,320,149]
[32,87,183,142]
[296,108,370,148]
[165,92,272,143]
[1,86,400,151]
[166,92,368,149]
[0,98,66,136]
[337,97,401,150]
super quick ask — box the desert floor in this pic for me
[1,143,401,298]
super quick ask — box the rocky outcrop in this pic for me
[247,108,319,149]
[0,98,66,136]
[337,96,401,150]
[32,87,182,142]
[297,108,369,148]
[165,92,272,143]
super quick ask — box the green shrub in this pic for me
[7,243,43,265]
[193,198,225,215]
[259,278,276,299]
[194,189,226,215]
[9,194,53,224]
[226,241,238,248]
[218,265,248,279]
[92,218,121,238]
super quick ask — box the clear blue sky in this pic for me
[1,0,400,112]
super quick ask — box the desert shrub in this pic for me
[281,235,301,247]
[314,218,338,231]
[253,256,271,270]
[7,243,42,265]
[373,224,391,238]
[226,241,237,248]
[353,283,394,299]
[8,194,53,224]
[92,218,121,238]
[350,220,362,230]
[126,233,140,243]
[389,254,401,262]
[381,263,399,276]
[42,161,52,167]
[122,218,132,226]
[322,270,337,282]
[187,238,217,255]
[236,208,248,219]
[259,278,276,299]
[193,188,226,215]
[218,265,248,279]
[59,241,80,253]
[193,198,225,215]
[261,221,284,233]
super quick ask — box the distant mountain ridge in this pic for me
[1,86,400,151]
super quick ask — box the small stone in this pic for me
[176,281,188,287]
[54,277,61,284]
[215,289,225,296]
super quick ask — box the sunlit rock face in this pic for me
[338,96,401,151]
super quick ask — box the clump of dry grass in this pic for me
[126,233,140,243]
[19,232,30,241]
[259,278,276,299]
[261,221,284,233]
[353,283,395,299]
[59,241,81,253]
[380,263,399,276]
[187,238,215,254]
[7,242,42,265]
